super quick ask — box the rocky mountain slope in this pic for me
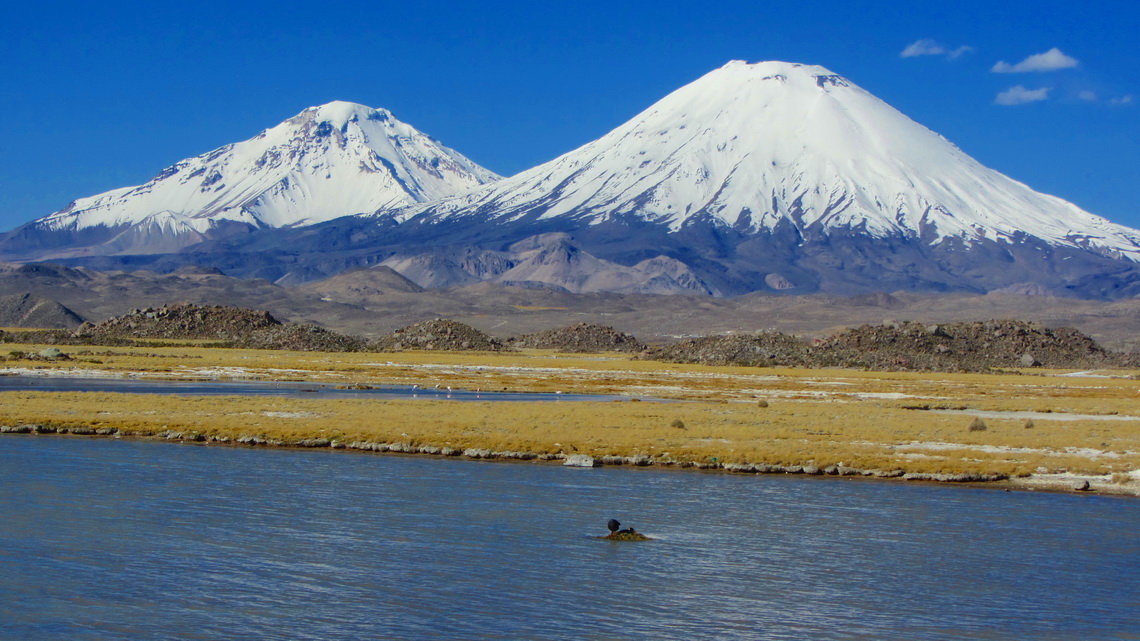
[294,265,425,296]
[0,293,85,329]
[378,233,717,294]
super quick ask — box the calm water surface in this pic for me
[0,374,625,402]
[1,436,1136,640]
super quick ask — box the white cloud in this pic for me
[992,48,1079,73]
[901,39,944,58]
[901,39,973,60]
[1110,95,1135,106]
[947,45,974,60]
[995,85,1051,106]
[1079,90,1098,101]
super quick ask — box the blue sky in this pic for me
[1,0,1136,231]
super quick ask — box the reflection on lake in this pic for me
[1,436,1136,640]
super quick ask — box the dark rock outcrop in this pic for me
[644,319,1132,372]
[372,319,504,351]
[814,320,1119,371]
[645,332,812,367]
[229,323,365,352]
[74,302,363,351]
[510,322,646,353]
[78,302,281,340]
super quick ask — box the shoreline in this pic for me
[4,425,1136,497]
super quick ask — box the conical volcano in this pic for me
[365,60,1140,296]
[405,60,1139,260]
[4,101,499,259]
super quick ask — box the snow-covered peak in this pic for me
[36,101,501,235]
[715,59,831,77]
[402,60,1140,262]
[300,100,387,126]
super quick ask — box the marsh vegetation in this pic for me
[1,341,1137,492]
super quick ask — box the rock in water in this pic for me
[563,454,597,467]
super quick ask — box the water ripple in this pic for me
[1,436,1137,640]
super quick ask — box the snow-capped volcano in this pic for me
[399,61,1140,262]
[5,61,1140,298]
[9,101,499,257]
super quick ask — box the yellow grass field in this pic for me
[2,343,1138,492]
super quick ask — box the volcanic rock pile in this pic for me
[643,320,1131,372]
[75,302,363,351]
[372,319,504,351]
[643,332,811,368]
[812,320,1118,371]
[77,303,279,340]
[17,298,1137,371]
[228,323,365,352]
[510,323,646,353]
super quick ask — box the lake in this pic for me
[1,436,1136,640]
[0,374,628,402]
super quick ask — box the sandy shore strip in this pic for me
[2,425,1137,497]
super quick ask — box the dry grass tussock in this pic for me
[1,342,1139,481]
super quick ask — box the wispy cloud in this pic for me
[901,39,973,60]
[992,48,1079,73]
[1110,95,1134,106]
[1079,90,1098,102]
[901,39,944,58]
[947,45,974,60]
[995,85,1051,106]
